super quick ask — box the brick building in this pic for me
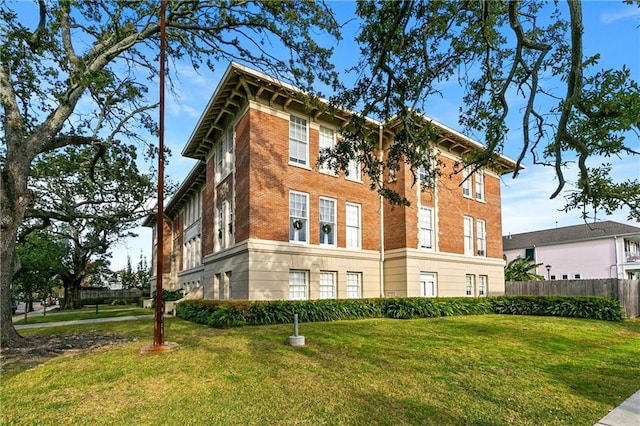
[145,62,518,301]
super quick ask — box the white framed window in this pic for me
[319,197,336,246]
[347,158,361,181]
[289,270,308,300]
[420,272,437,297]
[319,271,337,299]
[318,126,335,174]
[475,169,484,201]
[346,272,361,298]
[345,202,361,249]
[462,167,471,197]
[463,216,474,256]
[419,206,434,249]
[217,142,223,177]
[476,219,486,256]
[227,201,234,246]
[465,274,475,297]
[562,274,568,280]
[216,205,224,251]
[478,275,487,297]
[574,273,581,279]
[289,115,308,166]
[550,275,557,280]
[418,166,428,185]
[289,191,309,243]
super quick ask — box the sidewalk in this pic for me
[13,314,155,330]
[594,389,640,426]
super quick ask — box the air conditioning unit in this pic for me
[477,250,485,256]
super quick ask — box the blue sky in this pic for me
[112,0,640,270]
[15,1,634,270]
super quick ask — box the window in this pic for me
[418,166,428,185]
[420,273,437,297]
[319,197,336,246]
[346,272,361,298]
[346,203,361,249]
[319,271,336,299]
[462,167,471,197]
[463,216,474,255]
[216,128,234,180]
[216,205,224,251]
[289,270,308,300]
[419,207,434,249]
[562,274,568,280]
[550,275,556,280]
[215,273,223,300]
[217,141,223,176]
[318,126,335,174]
[475,169,484,201]
[574,273,581,279]
[289,115,308,166]
[525,247,536,262]
[478,275,488,297]
[476,219,486,256]
[225,271,232,300]
[347,158,361,181]
[289,191,308,243]
[466,274,475,297]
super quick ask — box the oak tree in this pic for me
[329,0,639,217]
[0,0,339,346]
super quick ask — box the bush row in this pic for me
[176,295,624,328]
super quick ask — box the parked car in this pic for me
[12,299,17,315]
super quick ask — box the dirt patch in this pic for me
[0,333,138,375]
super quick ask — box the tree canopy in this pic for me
[0,0,340,346]
[331,0,639,216]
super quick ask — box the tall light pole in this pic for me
[143,0,176,353]
[153,0,167,348]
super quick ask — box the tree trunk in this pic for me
[0,164,29,347]
[61,278,83,310]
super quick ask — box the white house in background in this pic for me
[503,221,640,280]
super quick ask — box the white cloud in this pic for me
[600,7,640,24]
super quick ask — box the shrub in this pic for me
[176,296,625,328]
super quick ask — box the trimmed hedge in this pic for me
[176,295,624,328]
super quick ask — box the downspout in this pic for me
[379,124,385,298]
[613,235,619,278]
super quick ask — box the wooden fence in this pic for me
[505,278,639,318]
[80,289,148,300]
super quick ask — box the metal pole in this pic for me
[294,313,299,337]
[153,0,167,347]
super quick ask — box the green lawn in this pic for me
[2,315,640,425]
[13,306,152,325]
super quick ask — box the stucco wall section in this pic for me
[384,248,505,297]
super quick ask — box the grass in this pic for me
[12,306,152,325]
[2,315,640,425]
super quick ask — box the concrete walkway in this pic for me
[594,389,640,426]
[13,314,155,330]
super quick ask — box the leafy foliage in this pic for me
[0,0,341,346]
[13,229,67,310]
[329,1,639,216]
[176,295,624,327]
[504,256,545,281]
[21,144,155,309]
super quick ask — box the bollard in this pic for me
[288,312,305,346]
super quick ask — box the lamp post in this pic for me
[545,264,552,280]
